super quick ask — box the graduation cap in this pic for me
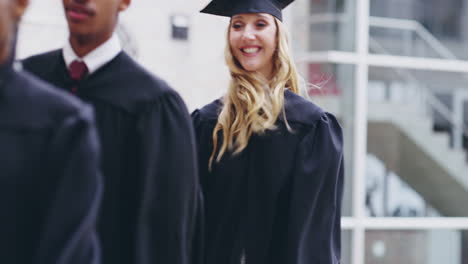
[200,0,294,21]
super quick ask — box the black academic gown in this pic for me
[0,60,102,264]
[192,89,344,264]
[22,50,200,264]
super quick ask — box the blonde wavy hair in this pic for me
[209,16,300,169]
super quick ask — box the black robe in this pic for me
[192,89,344,264]
[0,60,101,264]
[22,50,200,264]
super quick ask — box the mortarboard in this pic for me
[200,0,294,21]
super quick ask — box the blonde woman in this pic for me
[192,0,344,263]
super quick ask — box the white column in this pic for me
[452,89,468,150]
[353,0,370,263]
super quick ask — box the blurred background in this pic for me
[18,0,468,263]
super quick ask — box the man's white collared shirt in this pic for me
[62,34,122,75]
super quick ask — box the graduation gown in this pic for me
[22,50,200,264]
[192,89,344,264]
[0,60,101,264]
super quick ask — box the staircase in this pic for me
[314,96,468,217]
[367,102,468,217]
[365,17,468,216]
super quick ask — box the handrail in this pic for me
[368,16,457,60]
[368,16,420,31]
[413,23,457,60]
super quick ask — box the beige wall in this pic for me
[118,0,229,110]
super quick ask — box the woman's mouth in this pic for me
[241,46,261,57]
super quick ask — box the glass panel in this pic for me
[365,229,468,264]
[298,62,355,216]
[308,19,355,52]
[370,0,468,60]
[366,66,468,217]
[342,230,352,264]
[292,0,356,52]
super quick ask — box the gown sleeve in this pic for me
[135,90,200,264]
[190,109,212,264]
[191,109,213,191]
[34,106,103,264]
[285,112,344,264]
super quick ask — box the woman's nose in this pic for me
[241,26,256,40]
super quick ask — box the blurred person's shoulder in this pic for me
[1,69,93,131]
[88,52,181,113]
[113,52,176,97]
[21,49,63,80]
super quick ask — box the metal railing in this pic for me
[368,16,457,60]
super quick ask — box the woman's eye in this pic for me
[232,24,242,29]
[257,22,267,27]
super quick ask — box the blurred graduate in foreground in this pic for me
[0,0,102,263]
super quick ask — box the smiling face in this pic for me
[62,0,129,45]
[229,13,277,80]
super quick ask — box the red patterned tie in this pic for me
[68,60,88,94]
